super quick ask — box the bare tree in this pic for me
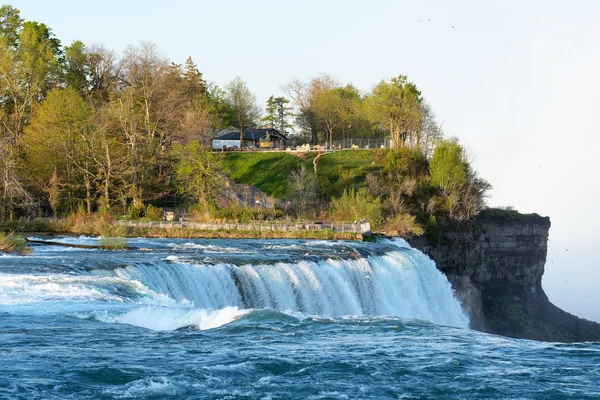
[419,100,444,158]
[86,44,121,104]
[0,142,34,220]
[288,166,319,218]
[283,75,337,145]
[225,76,260,148]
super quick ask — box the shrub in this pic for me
[65,212,113,235]
[0,232,32,255]
[238,207,254,223]
[127,204,146,220]
[426,214,442,244]
[328,189,382,228]
[145,204,163,220]
[97,197,113,219]
[429,140,468,194]
[98,236,128,250]
[384,213,424,237]
[384,148,427,176]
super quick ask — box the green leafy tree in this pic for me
[0,5,22,48]
[173,140,224,205]
[313,85,343,149]
[261,95,276,128]
[365,75,422,149]
[275,96,293,134]
[262,95,293,134]
[0,14,61,151]
[183,56,206,98]
[429,140,467,195]
[331,85,361,146]
[24,87,95,214]
[64,40,89,97]
[429,139,491,220]
[204,83,235,134]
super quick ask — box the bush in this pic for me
[65,212,111,234]
[328,189,382,228]
[0,232,31,255]
[98,235,128,250]
[238,207,254,223]
[384,148,427,176]
[429,140,468,194]
[426,214,442,244]
[127,204,146,220]
[384,213,424,237]
[145,205,163,220]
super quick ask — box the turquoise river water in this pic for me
[0,236,598,399]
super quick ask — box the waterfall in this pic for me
[114,239,469,328]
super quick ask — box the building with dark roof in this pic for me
[212,128,288,150]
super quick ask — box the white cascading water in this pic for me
[113,239,469,328]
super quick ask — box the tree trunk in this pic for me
[311,122,318,145]
[130,139,141,207]
[104,139,112,209]
[84,175,92,214]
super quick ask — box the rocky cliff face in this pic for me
[408,211,600,342]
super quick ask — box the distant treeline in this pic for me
[0,5,488,231]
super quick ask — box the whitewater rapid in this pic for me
[4,237,599,400]
[0,237,468,331]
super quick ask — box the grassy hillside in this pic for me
[221,150,384,199]
[220,152,306,198]
[308,150,383,198]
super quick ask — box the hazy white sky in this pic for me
[9,0,600,321]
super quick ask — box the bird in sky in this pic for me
[452,26,455,29]
[427,19,431,22]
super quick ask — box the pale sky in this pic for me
[9,0,600,321]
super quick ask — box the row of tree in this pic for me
[0,5,445,220]
[283,75,442,156]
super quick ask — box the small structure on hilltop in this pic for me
[212,128,287,150]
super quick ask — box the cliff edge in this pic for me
[409,210,600,342]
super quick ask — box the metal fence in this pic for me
[321,138,391,150]
[116,220,371,234]
[214,138,391,153]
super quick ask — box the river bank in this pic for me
[0,220,366,242]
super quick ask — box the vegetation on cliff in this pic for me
[0,4,491,237]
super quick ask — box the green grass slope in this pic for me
[309,150,382,198]
[220,152,305,198]
[221,150,384,200]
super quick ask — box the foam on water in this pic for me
[167,242,255,254]
[0,273,178,307]
[89,305,249,331]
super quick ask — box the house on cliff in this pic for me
[212,128,287,150]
